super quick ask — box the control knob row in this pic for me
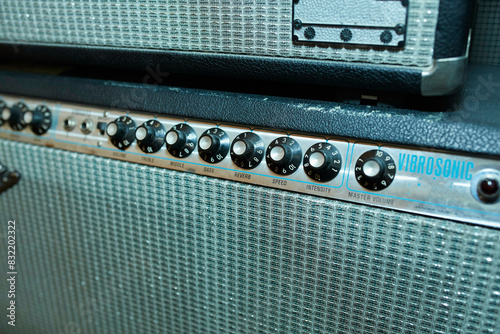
[104,118,397,190]
[1,102,28,131]
[107,118,230,163]
[231,134,345,182]
[0,101,52,135]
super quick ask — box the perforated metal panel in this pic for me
[1,139,500,334]
[0,0,439,67]
[470,0,500,65]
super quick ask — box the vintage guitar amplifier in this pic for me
[0,63,499,333]
[0,0,478,96]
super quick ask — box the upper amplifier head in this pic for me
[0,0,478,96]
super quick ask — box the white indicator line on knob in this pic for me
[107,123,118,136]
[233,140,247,155]
[166,131,178,145]
[199,136,212,150]
[1,109,11,121]
[136,127,148,141]
[270,146,285,161]
[23,111,33,124]
[363,160,381,177]
[309,152,325,168]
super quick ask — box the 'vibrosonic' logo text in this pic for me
[398,154,474,180]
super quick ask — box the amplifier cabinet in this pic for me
[1,139,500,334]
[0,80,499,333]
[0,0,478,96]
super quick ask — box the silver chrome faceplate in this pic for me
[0,94,499,228]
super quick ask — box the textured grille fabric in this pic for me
[0,140,499,334]
[470,0,500,65]
[0,0,438,67]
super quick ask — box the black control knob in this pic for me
[0,100,6,127]
[230,132,265,169]
[135,120,166,153]
[355,150,396,191]
[198,128,230,164]
[303,143,342,182]
[266,137,302,175]
[166,124,197,158]
[23,105,52,135]
[3,102,29,131]
[107,116,136,150]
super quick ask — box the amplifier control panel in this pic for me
[0,95,499,228]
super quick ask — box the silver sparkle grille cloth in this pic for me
[0,140,499,334]
[0,0,438,67]
[470,0,500,66]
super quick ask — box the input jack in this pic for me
[63,116,76,131]
[80,118,94,135]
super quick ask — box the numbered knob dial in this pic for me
[230,132,265,170]
[166,124,197,158]
[135,120,166,154]
[355,150,396,191]
[198,128,230,164]
[107,116,136,150]
[266,137,302,175]
[0,100,6,127]
[23,105,52,135]
[303,143,342,182]
[2,102,29,131]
